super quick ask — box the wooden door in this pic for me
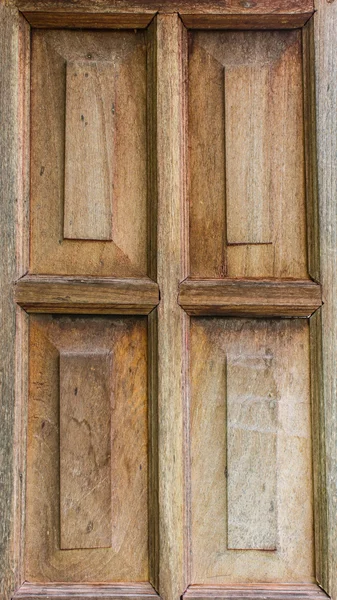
[1,3,336,600]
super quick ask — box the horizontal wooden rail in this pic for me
[22,11,156,28]
[14,583,159,600]
[183,584,329,600]
[15,276,159,315]
[179,12,313,29]
[178,279,322,318]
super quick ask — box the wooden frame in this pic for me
[1,2,336,600]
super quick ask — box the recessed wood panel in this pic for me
[64,61,114,241]
[26,316,148,582]
[190,318,314,583]
[60,352,112,550]
[30,30,148,276]
[189,30,308,279]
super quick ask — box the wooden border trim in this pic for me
[179,12,314,29]
[183,584,329,600]
[14,276,159,315]
[178,279,322,317]
[13,583,160,600]
[22,11,156,28]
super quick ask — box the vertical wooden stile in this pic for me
[155,13,189,600]
[314,1,337,597]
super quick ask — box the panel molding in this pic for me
[179,279,322,317]
[14,276,159,314]
[13,583,160,600]
[183,584,329,600]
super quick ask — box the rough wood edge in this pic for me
[179,12,313,29]
[302,17,320,283]
[183,584,329,600]
[178,279,322,317]
[21,11,156,28]
[14,276,159,314]
[13,583,160,600]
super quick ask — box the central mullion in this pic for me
[155,13,189,600]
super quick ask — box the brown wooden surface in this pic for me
[26,316,148,582]
[183,584,328,600]
[14,583,159,600]
[189,319,314,583]
[15,276,159,314]
[314,0,337,595]
[188,30,308,280]
[59,353,112,550]
[180,13,313,29]
[30,29,148,277]
[179,279,322,317]
[22,12,155,28]
[16,0,314,15]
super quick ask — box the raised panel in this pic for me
[189,30,308,279]
[190,318,314,583]
[30,30,148,276]
[60,352,112,550]
[26,316,148,582]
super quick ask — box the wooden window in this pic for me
[0,3,336,600]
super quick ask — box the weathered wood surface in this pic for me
[14,583,159,600]
[183,584,329,600]
[22,12,155,28]
[15,0,315,15]
[314,0,337,595]
[179,279,322,317]
[26,316,148,582]
[190,319,314,583]
[30,29,147,277]
[189,30,308,280]
[59,352,112,550]
[0,7,29,600]
[155,14,189,600]
[180,13,313,28]
[15,276,159,314]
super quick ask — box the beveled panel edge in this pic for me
[13,583,160,600]
[14,275,159,315]
[178,279,322,318]
[183,584,329,600]
[21,12,156,28]
[179,12,313,29]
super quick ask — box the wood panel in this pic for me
[22,12,155,28]
[15,276,159,314]
[63,60,114,241]
[189,30,308,280]
[59,353,112,550]
[26,316,148,582]
[226,354,278,551]
[180,13,313,29]
[183,584,328,600]
[16,0,314,15]
[14,583,159,600]
[314,0,337,595]
[30,29,148,276]
[190,319,314,583]
[179,279,322,317]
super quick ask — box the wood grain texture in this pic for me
[189,30,308,280]
[26,316,148,582]
[190,319,314,583]
[314,0,337,595]
[14,582,159,600]
[22,12,155,28]
[155,14,189,600]
[15,276,159,314]
[0,8,29,600]
[63,60,114,241]
[180,13,313,29]
[183,584,329,600]
[179,279,322,317]
[30,29,148,277]
[60,353,112,550]
[15,0,314,15]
